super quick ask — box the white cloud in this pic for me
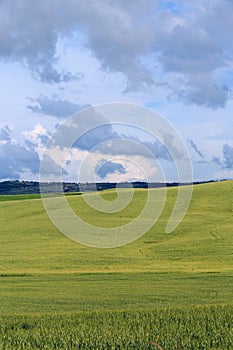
[0,1,233,182]
[23,123,48,144]
[1,0,233,107]
[0,126,40,180]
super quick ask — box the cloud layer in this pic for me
[96,159,126,179]
[27,96,90,118]
[0,126,40,179]
[213,143,233,170]
[1,0,233,107]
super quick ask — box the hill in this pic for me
[0,181,232,348]
[0,180,232,314]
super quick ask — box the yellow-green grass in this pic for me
[0,181,232,314]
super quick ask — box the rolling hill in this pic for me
[0,180,232,314]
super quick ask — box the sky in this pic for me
[0,0,233,183]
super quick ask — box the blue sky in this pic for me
[0,0,233,183]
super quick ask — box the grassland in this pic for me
[1,306,232,349]
[0,181,232,349]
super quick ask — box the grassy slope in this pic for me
[0,181,232,314]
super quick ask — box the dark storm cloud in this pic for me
[95,159,126,179]
[1,0,233,107]
[27,96,90,118]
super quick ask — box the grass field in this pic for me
[1,306,232,349]
[0,181,232,349]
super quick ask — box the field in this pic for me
[0,181,233,349]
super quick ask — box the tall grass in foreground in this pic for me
[0,306,232,349]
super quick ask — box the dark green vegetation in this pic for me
[1,306,232,349]
[0,192,81,202]
[0,194,43,202]
[0,179,216,195]
[0,181,232,349]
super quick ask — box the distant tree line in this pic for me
[0,179,220,195]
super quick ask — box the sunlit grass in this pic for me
[0,181,232,348]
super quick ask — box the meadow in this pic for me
[0,181,232,349]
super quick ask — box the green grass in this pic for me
[0,306,232,349]
[1,181,232,276]
[0,271,232,314]
[0,194,43,202]
[0,181,233,348]
[0,192,81,202]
